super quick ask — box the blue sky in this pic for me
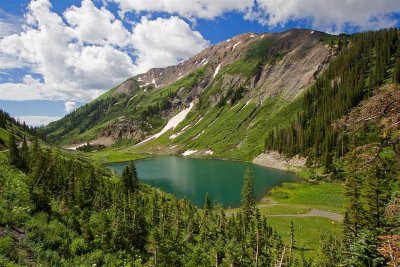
[0,0,400,126]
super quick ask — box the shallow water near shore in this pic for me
[106,156,300,208]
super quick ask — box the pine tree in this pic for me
[8,133,20,167]
[20,136,29,173]
[393,57,400,84]
[241,168,255,224]
[204,192,212,211]
[344,172,364,241]
[362,163,392,231]
[121,161,139,195]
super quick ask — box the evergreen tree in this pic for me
[344,172,364,242]
[204,192,212,210]
[8,133,20,167]
[20,136,30,173]
[121,161,139,195]
[393,57,400,84]
[241,168,256,225]
[362,164,391,231]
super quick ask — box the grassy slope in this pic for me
[268,216,341,259]
[268,182,344,213]
[121,93,303,161]
[226,181,344,258]
[92,92,303,163]
[267,182,344,259]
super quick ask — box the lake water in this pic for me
[106,156,299,208]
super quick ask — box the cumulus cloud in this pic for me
[249,0,400,33]
[131,16,209,73]
[0,0,209,102]
[64,101,77,113]
[111,0,400,33]
[17,115,61,126]
[108,0,253,19]
[64,0,130,46]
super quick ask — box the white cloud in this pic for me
[0,9,23,37]
[0,54,29,69]
[64,101,77,113]
[109,0,253,19]
[0,74,105,101]
[111,0,400,33]
[64,0,130,46]
[131,16,209,73]
[17,115,61,126]
[0,0,209,102]
[250,0,400,33]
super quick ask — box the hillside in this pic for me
[40,28,335,160]
[0,109,40,151]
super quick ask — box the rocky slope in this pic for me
[40,28,337,159]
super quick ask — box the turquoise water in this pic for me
[106,156,299,208]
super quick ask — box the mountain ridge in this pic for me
[40,28,336,159]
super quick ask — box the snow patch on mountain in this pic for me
[138,102,194,145]
[182,150,197,156]
[213,63,222,78]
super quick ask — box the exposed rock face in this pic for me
[101,118,146,141]
[253,151,306,171]
[135,32,265,89]
[113,79,138,95]
[136,29,334,105]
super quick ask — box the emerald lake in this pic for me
[106,156,300,208]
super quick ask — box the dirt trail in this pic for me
[266,209,343,222]
[226,208,343,222]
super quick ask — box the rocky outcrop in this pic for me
[253,151,306,171]
[100,118,146,142]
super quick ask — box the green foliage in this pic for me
[0,139,284,266]
[8,133,20,167]
[267,216,342,260]
[245,36,277,61]
[344,231,386,267]
[268,182,344,213]
[0,236,13,256]
[315,233,344,266]
[204,192,211,210]
[121,161,139,195]
[241,168,256,222]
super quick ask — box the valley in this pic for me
[1,26,399,266]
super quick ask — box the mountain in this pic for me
[40,28,335,159]
[40,28,400,164]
